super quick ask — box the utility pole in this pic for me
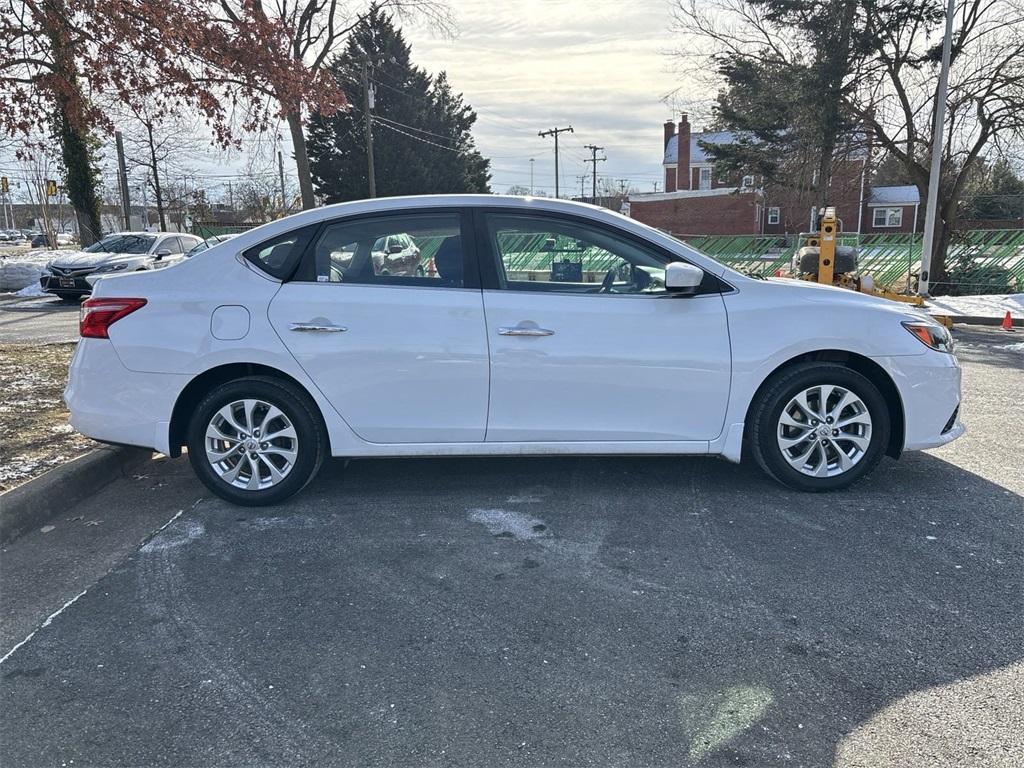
[538,125,573,198]
[228,180,234,211]
[529,158,535,195]
[584,144,606,199]
[115,130,132,230]
[362,60,377,198]
[918,0,956,296]
[278,150,287,213]
[577,175,587,198]
[617,179,629,196]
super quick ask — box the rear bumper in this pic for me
[877,351,964,451]
[64,339,189,455]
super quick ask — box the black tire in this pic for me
[186,376,326,506]
[55,293,83,303]
[748,363,890,492]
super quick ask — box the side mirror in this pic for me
[154,248,172,259]
[665,262,704,295]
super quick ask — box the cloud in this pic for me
[402,0,696,193]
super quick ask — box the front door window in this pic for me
[486,213,677,296]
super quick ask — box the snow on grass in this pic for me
[926,293,1024,319]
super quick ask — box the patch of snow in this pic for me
[468,508,547,540]
[0,260,47,292]
[141,519,205,552]
[926,293,1024,320]
[248,515,315,530]
[14,281,48,297]
[1000,342,1024,353]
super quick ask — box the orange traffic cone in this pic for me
[1001,310,1015,332]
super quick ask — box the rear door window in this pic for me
[295,212,473,288]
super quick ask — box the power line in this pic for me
[371,114,457,143]
[373,119,468,154]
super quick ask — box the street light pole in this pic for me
[918,0,956,296]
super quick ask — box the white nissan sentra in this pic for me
[65,196,963,505]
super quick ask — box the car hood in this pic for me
[48,250,148,269]
[762,276,933,319]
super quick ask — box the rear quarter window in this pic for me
[243,225,317,280]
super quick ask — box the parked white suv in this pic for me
[65,196,963,505]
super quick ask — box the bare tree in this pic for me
[120,108,205,232]
[202,0,454,210]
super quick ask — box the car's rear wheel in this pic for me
[748,363,890,491]
[187,376,326,506]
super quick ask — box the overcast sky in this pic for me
[404,0,686,195]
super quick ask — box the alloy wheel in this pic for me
[205,399,298,490]
[776,384,873,478]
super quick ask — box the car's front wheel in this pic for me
[748,363,890,491]
[187,376,326,506]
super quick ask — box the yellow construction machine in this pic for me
[793,207,952,327]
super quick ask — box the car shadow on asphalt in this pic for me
[0,451,1020,767]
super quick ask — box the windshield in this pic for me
[85,234,156,254]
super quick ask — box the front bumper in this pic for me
[41,273,92,295]
[65,339,190,455]
[877,351,964,451]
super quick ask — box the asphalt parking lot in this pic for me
[1,322,1022,767]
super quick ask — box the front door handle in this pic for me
[498,325,554,337]
[290,322,348,333]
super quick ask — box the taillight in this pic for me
[80,298,147,339]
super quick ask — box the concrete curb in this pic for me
[0,447,152,545]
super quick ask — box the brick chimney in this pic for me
[677,114,691,191]
[664,119,677,193]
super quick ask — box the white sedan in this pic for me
[66,196,963,505]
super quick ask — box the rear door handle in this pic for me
[290,322,347,333]
[498,325,554,337]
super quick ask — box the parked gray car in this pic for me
[40,232,202,301]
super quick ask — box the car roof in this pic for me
[217,195,736,279]
[228,195,622,246]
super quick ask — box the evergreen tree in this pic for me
[307,6,490,202]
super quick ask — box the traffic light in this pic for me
[1,177,8,194]
[46,179,57,196]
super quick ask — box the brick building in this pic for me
[631,115,918,237]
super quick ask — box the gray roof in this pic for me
[663,131,740,165]
[867,185,920,205]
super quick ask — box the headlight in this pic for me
[902,320,954,353]
[93,263,130,274]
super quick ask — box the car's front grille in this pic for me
[942,405,959,434]
[50,266,93,277]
